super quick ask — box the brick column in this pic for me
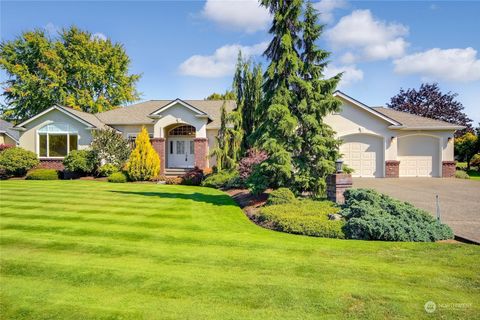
[326,173,353,204]
[385,160,400,178]
[442,161,456,178]
[150,138,165,174]
[194,138,208,170]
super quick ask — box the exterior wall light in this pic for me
[335,159,344,173]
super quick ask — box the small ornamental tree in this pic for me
[126,127,160,181]
[455,132,479,169]
[91,128,131,168]
[238,148,269,181]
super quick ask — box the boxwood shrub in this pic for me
[0,147,39,177]
[107,172,127,183]
[26,169,59,180]
[341,189,453,242]
[63,150,98,175]
[267,188,297,206]
[255,200,345,239]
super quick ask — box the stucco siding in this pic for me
[0,134,17,145]
[110,125,154,139]
[18,109,93,155]
[153,103,208,138]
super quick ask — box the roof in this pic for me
[57,106,108,129]
[372,107,465,130]
[95,100,236,128]
[0,119,19,142]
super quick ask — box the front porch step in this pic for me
[164,168,190,177]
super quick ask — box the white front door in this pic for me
[168,138,194,168]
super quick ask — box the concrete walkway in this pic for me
[352,178,480,244]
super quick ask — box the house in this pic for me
[11,91,463,177]
[0,119,19,146]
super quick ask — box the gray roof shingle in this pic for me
[0,119,19,142]
[372,107,463,129]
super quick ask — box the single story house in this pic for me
[0,119,19,146]
[12,91,463,177]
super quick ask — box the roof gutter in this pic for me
[388,125,466,130]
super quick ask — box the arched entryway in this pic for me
[166,124,196,168]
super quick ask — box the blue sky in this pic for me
[1,0,479,124]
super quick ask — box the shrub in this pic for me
[203,167,213,176]
[107,172,127,183]
[255,200,344,238]
[91,128,131,168]
[341,189,453,242]
[470,153,480,168]
[26,169,59,180]
[0,144,14,152]
[182,167,204,186]
[455,170,470,179]
[0,147,39,177]
[201,170,241,189]
[267,188,297,206]
[63,150,98,175]
[126,127,160,181]
[238,148,268,180]
[97,163,119,177]
[165,177,183,185]
[456,162,467,171]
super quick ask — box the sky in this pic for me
[1,0,479,124]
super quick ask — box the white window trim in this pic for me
[37,131,78,159]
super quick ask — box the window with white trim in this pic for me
[38,123,78,158]
[127,132,154,147]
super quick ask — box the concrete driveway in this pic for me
[352,178,480,244]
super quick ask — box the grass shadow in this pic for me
[109,190,235,207]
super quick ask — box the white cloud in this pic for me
[313,0,347,24]
[324,64,363,87]
[179,41,268,78]
[394,47,480,82]
[202,0,271,33]
[91,33,107,41]
[326,9,409,62]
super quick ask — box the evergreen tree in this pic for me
[126,127,160,181]
[252,0,303,188]
[293,1,342,196]
[210,102,235,171]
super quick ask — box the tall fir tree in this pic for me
[210,102,234,171]
[252,0,303,188]
[293,1,342,196]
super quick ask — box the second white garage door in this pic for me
[340,134,383,177]
[398,135,440,177]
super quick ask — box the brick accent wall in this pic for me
[442,161,456,178]
[150,138,165,174]
[326,173,353,204]
[194,138,208,169]
[37,159,64,171]
[385,160,400,178]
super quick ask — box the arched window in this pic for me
[168,125,195,136]
[38,123,78,158]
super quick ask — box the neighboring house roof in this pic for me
[0,119,19,142]
[95,99,236,128]
[372,107,465,130]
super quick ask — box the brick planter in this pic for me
[385,160,400,178]
[37,159,64,171]
[442,161,456,178]
[326,173,353,204]
[150,138,165,174]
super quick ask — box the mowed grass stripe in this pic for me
[1,180,479,319]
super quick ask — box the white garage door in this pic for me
[340,134,383,177]
[398,135,439,177]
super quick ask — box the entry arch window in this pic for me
[168,125,196,136]
[38,123,78,158]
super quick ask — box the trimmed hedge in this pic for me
[255,200,345,238]
[201,170,242,189]
[63,150,98,175]
[26,169,59,180]
[107,172,127,183]
[0,147,39,177]
[455,170,470,179]
[267,188,297,206]
[341,189,453,242]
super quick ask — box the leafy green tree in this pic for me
[251,0,303,188]
[293,1,342,196]
[455,131,479,170]
[205,91,235,101]
[91,128,131,168]
[0,26,140,122]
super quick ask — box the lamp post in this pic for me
[335,159,344,173]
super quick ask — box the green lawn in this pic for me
[0,180,478,319]
[466,170,480,181]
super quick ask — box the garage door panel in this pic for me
[398,135,439,177]
[340,134,382,178]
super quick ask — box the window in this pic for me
[127,132,154,147]
[176,141,185,154]
[38,123,78,158]
[168,125,195,136]
[190,141,194,154]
